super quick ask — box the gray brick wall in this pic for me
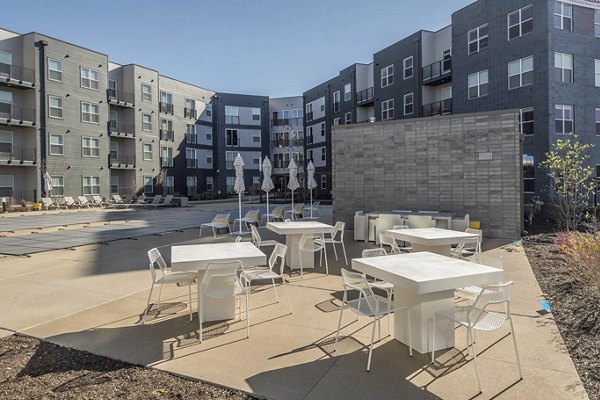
[332,110,522,239]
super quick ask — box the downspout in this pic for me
[35,40,48,201]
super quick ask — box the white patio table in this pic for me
[386,227,480,256]
[266,221,334,273]
[353,251,503,353]
[171,242,266,322]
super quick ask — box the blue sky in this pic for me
[2,0,473,97]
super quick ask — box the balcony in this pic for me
[160,129,174,141]
[0,64,35,89]
[271,139,304,148]
[305,112,313,122]
[0,146,36,165]
[184,107,197,119]
[107,120,135,138]
[356,87,374,106]
[422,58,452,85]
[272,117,302,127]
[422,99,452,117]
[186,158,198,169]
[160,102,174,114]
[161,157,174,168]
[107,89,134,107]
[185,133,197,144]
[109,154,135,169]
[225,115,240,125]
[0,105,35,126]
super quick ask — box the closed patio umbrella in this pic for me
[261,156,274,222]
[287,159,300,221]
[233,153,246,234]
[43,171,53,197]
[306,161,317,219]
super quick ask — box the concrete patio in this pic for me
[0,205,589,399]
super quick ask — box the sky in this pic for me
[2,0,473,98]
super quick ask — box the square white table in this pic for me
[386,227,480,256]
[353,251,503,354]
[266,221,334,273]
[171,242,266,322]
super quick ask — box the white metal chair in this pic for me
[298,233,325,276]
[314,221,348,265]
[41,197,61,210]
[234,209,260,232]
[63,196,80,209]
[451,228,482,258]
[334,268,412,371]
[392,225,412,252]
[144,195,163,209]
[378,233,402,255]
[303,201,321,217]
[261,206,285,224]
[285,203,304,220]
[250,224,279,249]
[199,260,249,342]
[199,213,231,237]
[243,243,292,314]
[142,248,197,324]
[362,248,394,301]
[234,236,243,243]
[91,195,107,207]
[432,282,522,393]
[456,254,503,301]
[77,196,91,208]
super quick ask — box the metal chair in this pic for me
[361,248,394,301]
[199,213,231,237]
[250,224,280,249]
[234,209,260,232]
[456,254,503,301]
[378,233,402,255]
[298,233,325,276]
[314,221,348,265]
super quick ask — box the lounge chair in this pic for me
[233,209,260,232]
[63,196,80,209]
[199,213,231,237]
[107,194,125,208]
[155,195,174,207]
[144,195,163,209]
[78,196,92,208]
[285,203,304,220]
[303,201,321,218]
[261,206,285,224]
[91,195,108,208]
[41,197,61,210]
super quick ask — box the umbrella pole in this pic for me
[266,191,270,223]
[310,189,313,219]
[239,192,242,234]
[291,190,294,221]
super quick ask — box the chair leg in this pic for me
[142,282,155,324]
[332,241,339,261]
[367,315,378,372]
[245,291,250,338]
[281,278,292,314]
[321,234,329,275]
[341,242,348,266]
[199,296,204,342]
[334,304,344,353]
[199,226,202,237]
[188,284,192,322]
[212,226,216,238]
[271,278,279,302]
[157,284,164,308]
[431,314,436,363]
[509,317,523,380]
[468,328,482,393]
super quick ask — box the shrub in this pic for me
[557,232,600,294]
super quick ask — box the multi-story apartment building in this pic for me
[211,93,270,197]
[269,96,305,193]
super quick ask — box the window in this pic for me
[321,147,326,162]
[345,112,352,124]
[595,11,600,37]
[403,93,414,115]
[187,176,197,195]
[110,141,118,160]
[596,59,600,87]
[51,176,64,196]
[382,99,394,120]
[143,143,152,160]
[186,148,198,168]
[508,56,533,89]
[554,1,572,31]
[252,107,261,121]
[226,129,239,146]
[306,126,313,144]
[555,104,573,134]
[0,131,11,154]
[0,51,11,74]
[49,133,64,155]
[142,114,152,131]
[81,102,100,123]
[381,64,394,87]
[519,108,534,135]
[468,24,488,54]
[226,176,235,193]
[185,98,196,118]
[333,91,340,112]
[82,176,100,195]
[142,84,152,102]
[508,4,533,40]
[252,152,261,166]
[252,130,261,143]
[161,146,173,167]
[333,118,340,126]
[143,176,153,194]
[226,151,235,169]
[403,56,413,79]
[468,70,489,99]
[163,176,174,195]
[225,106,239,124]
[0,175,13,197]
[554,52,573,83]
[253,176,260,190]
[344,83,351,101]
[80,67,99,89]
[206,176,213,191]
[523,155,535,193]
[205,104,212,117]
[48,59,62,81]
[82,137,100,157]
[185,124,196,144]
[206,150,213,164]
[596,108,600,135]
[48,95,63,119]
[320,122,325,136]
[306,103,313,121]
[110,176,119,194]
[320,175,327,190]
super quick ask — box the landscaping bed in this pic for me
[0,335,256,400]
[523,234,599,399]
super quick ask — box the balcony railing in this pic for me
[306,112,314,122]
[422,99,452,117]
[186,158,198,169]
[160,129,174,141]
[161,157,174,168]
[107,120,135,137]
[0,146,36,164]
[356,87,374,105]
[185,133,197,144]
[422,58,452,83]
[0,105,36,125]
[109,154,135,167]
[225,115,240,125]
[107,89,134,107]
[160,102,174,114]
[271,139,304,148]
[272,117,303,127]
[0,64,35,88]
[333,102,340,113]
[272,159,304,169]
[184,107,197,119]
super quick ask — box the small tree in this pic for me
[540,135,596,231]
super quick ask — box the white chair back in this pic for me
[299,233,318,251]
[213,213,230,225]
[332,221,345,241]
[378,233,401,254]
[474,253,503,269]
[362,248,387,258]
[470,282,513,326]
[269,243,287,275]
[147,248,168,282]
[341,269,378,314]
[250,224,262,247]
[202,261,244,297]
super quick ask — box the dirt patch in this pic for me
[523,234,600,399]
[0,335,256,400]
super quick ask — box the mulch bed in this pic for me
[0,335,256,400]
[523,234,600,400]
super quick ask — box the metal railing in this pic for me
[273,159,304,169]
[160,129,174,141]
[107,89,134,105]
[109,154,135,166]
[0,105,36,123]
[184,107,197,119]
[356,87,374,105]
[422,58,452,82]
[159,102,174,114]
[0,146,36,163]
[272,117,303,127]
[0,64,35,86]
[306,112,313,122]
[185,133,197,144]
[422,99,452,117]
[107,120,135,136]
[271,139,304,148]
[161,157,173,167]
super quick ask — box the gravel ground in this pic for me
[523,234,599,400]
[0,335,256,400]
